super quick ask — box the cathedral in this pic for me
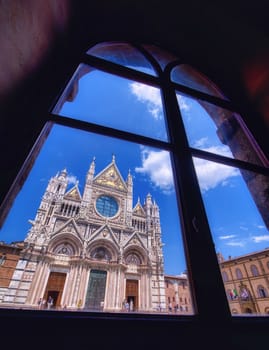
[2,156,166,312]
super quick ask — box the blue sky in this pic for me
[1,66,268,276]
[178,94,269,259]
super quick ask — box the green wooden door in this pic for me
[85,269,107,310]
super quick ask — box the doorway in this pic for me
[125,279,138,311]
[85,269,107,310]
[44,271,66,308]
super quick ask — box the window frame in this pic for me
[1,42,269,324]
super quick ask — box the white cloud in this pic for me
[193,137,208,148]
[219,235,236,240]
[135,145,239,194]
[192,144,237,193]
[129,82,162,120]
[129,83,191,119]
[135,148,173,193]
[251,235,269,243]
[177,94,190,111]
[67,175,78,185]
[193,156,239,192]
[197,144,234,158]
[226,240,246,247]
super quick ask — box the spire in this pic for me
[58,168,67,180]
[127,168,133,186]
[89,156,96,175]
[85,156,95,181]
[82,156,95,203]
[146,193,152,204]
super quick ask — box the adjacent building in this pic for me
[0,241,23,303]
[164,274,193,314]
[218,250,269,314]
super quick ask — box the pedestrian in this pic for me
[47,296,53,309]
[130,299,134,312]
[41,298,46,309]
[168,302,172,312]
[37,297,42,309]
[125,301,129,312]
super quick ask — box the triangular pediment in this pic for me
[51,218,83,242]
[123,232,147,250]
[88,224,120,248]
[133,203,146,217]
[64,186,81,202]
[94,162,127,192]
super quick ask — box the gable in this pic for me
[64,186,81,202]
[133,203,146,217]
[123,232,147,251]
[88,224,120,248]
[51,218,83,242]
[94,163,127,191]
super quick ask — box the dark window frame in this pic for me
[1,42,269,325]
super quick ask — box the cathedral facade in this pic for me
[2,156,166,312]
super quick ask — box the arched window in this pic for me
[1,42,269,319]
[257,285,268,298]
[235,268,243,279]
[250,264,259,277]
[222,271,229,282]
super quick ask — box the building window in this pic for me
[235,268,243,279]
[0,254,6,266]
[96,195,119,218]
[257,285,268,298]
[250,264,259,277]
[222,271,229,282]
[0,41,269,318]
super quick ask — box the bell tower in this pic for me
[25,169,69,244]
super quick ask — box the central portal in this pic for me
[85,269,107,310]
[125,279,138,311]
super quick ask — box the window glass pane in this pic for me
[0,124,193,315]
[142,44,178,71]
[87,42,157,76]
[193,157,269,315]
[177,93,267,166]
[53,64,168,141]
[172,64,229,100]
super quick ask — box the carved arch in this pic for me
[48,233,83,256]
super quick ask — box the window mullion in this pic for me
[161,73,231,321]
[50,113,171,151]
[82,54,160,89]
